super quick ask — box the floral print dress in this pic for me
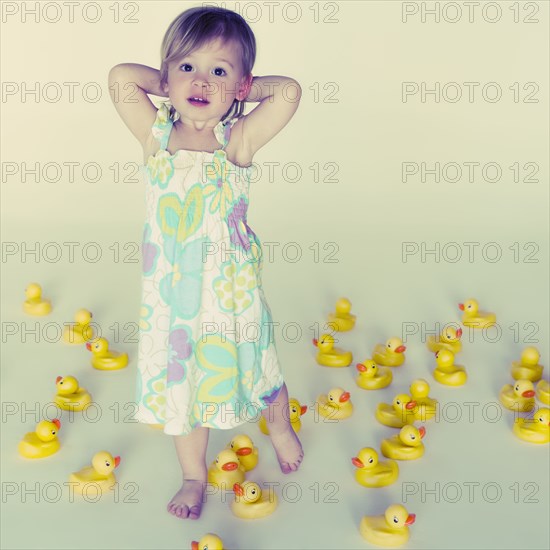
[135,101,284,435]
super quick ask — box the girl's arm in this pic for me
[240,76,302,159]
[108,63,166,146]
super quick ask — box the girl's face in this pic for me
[163,38,252,121]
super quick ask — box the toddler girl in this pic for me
[108,6,303,520]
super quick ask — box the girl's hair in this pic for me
[160,6,256,123]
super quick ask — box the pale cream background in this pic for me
[1,1,549,549]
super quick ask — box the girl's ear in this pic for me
[236,73,253,101]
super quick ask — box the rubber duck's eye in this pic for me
[410,435,415,440]
[329,395,334,401]
[396,400,401,405]
[215,458,219,463]
[387,343,391,348]
[106,461,110,467]
[538,417,543,422]
[515,385,520,391]
[368,457,374,463]
[291,407,297,413]
[51,430,56,435]
[393,517,399,523]
[371,365,376,370]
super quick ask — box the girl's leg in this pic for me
[261,383,304,473]
[167,426,209,519]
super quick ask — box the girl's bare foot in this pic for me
[168,427,209,520]
[167,478,206,519]
[262,383,304,473]
[269,424,304,473]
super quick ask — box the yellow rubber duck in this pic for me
[259,397,307,434]
[433,349,467,386]
[499,379,536,412]
[207,449,245,490]
[381,425,426,460]
[312,333,352,367]
[359,504,416,547]
[513,407,549,444]
[459,298,496,329]
[372,337,406,367]
[86,337,128,370]
[327,297,356,332]
[23,283,52,316]
[375,394,417,428]
[231,481,278,519]
[54,375,92,411]
[63,308,95,344]
[511,347,544,382]
[191,534,224,550]
[409,379,438,421]
[227,434,258,472]
[356,359,393,390]
[427,325,462,354]
[351,447,399,488]
[69,451,120,494]
[315,387,353,420]
[536,380,549,405]
[18,419,61,458]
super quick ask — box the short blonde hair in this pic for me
[160,6,256,122]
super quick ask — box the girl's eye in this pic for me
[181,63,193,72]
[213,67,226,76]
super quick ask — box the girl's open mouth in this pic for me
[188,97,210,106]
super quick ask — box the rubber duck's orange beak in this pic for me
[339,392,350,402]
[523,390,535,398]
[458,303,464,311]
[419,426,426,439]
[351,457,364,468]
[236,447,252,456]
[406,400,417,410]
[395,345,406,353]
[406,513,416,525]
[222,461,238,471]
[300,405,308,415]
[86,342,92,351]
[53,419,61,430]
[456,328,463,338]
[114,456,121,468]
[56,376,62,383]
[191,542,199,550]
[356,363,367,372]
[233,483,244,496]
[312,338,318,347]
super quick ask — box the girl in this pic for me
[108,6,303,520]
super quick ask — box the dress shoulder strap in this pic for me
[151,101,173,150]
[215,116,240,151]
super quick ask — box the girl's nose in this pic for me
[192,72,209,87]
